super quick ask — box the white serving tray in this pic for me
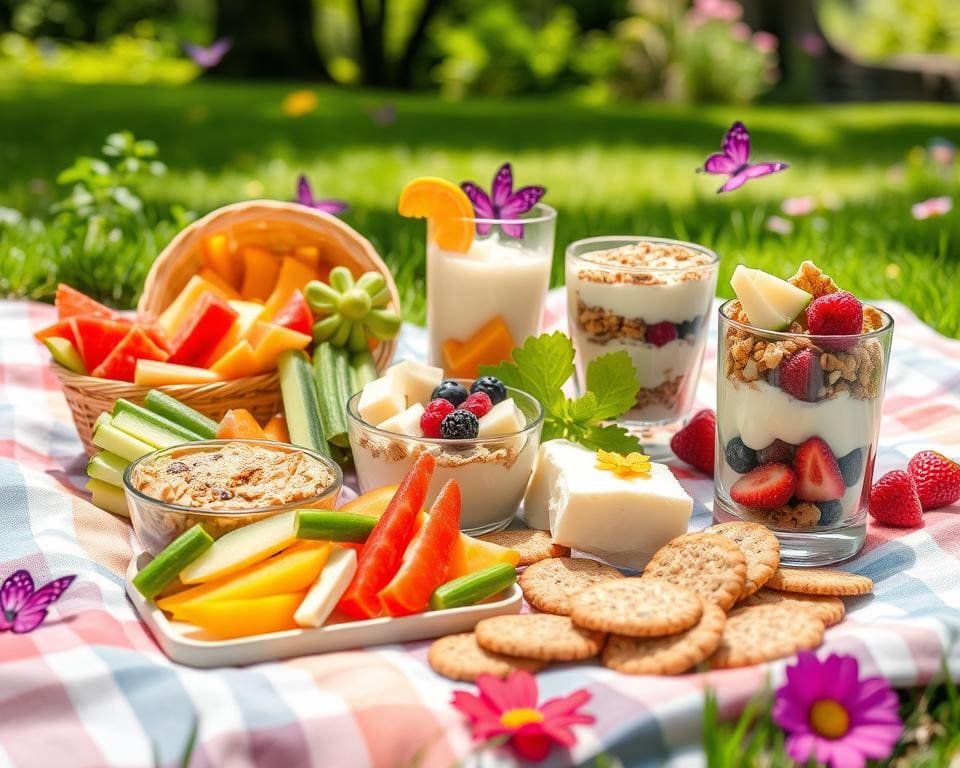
[125,553,522,668]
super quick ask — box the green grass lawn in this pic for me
[1,80,959,336]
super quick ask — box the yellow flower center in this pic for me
[809,699,850,739]
[500,708,545,729]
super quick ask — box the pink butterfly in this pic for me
[183,37,232,69]
[461,163,546,238]
[295,175,348,216]
[700,121,789,193]
[0,569,75,634]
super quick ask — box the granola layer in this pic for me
[634,374,685,411]
[576,242,715,286]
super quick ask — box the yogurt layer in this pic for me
[569,271,714,325]
[576,336,698,389]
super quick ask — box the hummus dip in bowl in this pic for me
[123,439,342,554]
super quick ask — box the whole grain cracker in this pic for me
[642,533,747,611]
[475,614,604,662]
[601,599,726,675]
[705,522,780,599]
[478,529,570,566]
[767,567,873,597]
[519,557,624,616]
[739,588,845,627]
[570,578,702,637]
[710,604,825,669]
[427,632,547,681]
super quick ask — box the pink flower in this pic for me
[928,138,956,166]
[774,653,902,768]
[798,33,827,57]
[752,31,778,53]
[730,21,752,43]
[451,671,594,762]
[766,215,794,235]
[782,195,817,217]
[693,0,742,22]
[911,196,953,220]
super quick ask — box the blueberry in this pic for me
[679,316,702,339]
[440,409,479,439]
[470,376,507,405]
[724,437,758,474]
[816,500,843,526]
[431,379,469,407]
[838,448,864,488]
[757,439,795,466]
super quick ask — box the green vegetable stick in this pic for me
[132,524,214,600]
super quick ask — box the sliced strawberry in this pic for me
[730,462,797,509]
[793,437,845,502]
[776,350,822,402]
[869,470,923,527]
[670,409,716,475]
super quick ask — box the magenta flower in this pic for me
[798,33,827,57]
[773,653,902,768]
[752,31,778,53]
[911,196,952,220]
[451,671,594,762]
[294,175,348,216]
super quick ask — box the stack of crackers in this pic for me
[428,523,873,681]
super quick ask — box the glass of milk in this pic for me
[426,204,557,375]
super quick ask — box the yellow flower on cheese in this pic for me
[595,450,652,477]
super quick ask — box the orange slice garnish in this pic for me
[397,177,475,253]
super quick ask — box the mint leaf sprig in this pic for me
[480,332,642,453]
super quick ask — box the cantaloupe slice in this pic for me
[339,485,398,518]
[292,245,323,273]
[179,510,298,584]
[203,301,266,367]
[216,408,267,440]
[209,339,259,380]
[240,246,282,302]
[263,256,318,319]
[201,233,242,289]
[158,542,330,618]
[158,275,237,338]
[441,316,516,378]
[198,268,241,301]
[177,591,306,639]
[263,414,290,442]
[446,535,521,580]
[134,360,222,386]
[249,321,311,373]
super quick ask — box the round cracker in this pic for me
[475,614,604,661]
[478,528,570,566]
[710,604,825,669]
[642,533,747,611]
[705,521,780,599]
[739,588,845,627]
[519,557,624,616]
[602,600,726,675]
[427,632,547,681]
[766,567,873,597]
[570,578,702,637]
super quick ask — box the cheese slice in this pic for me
[478,398,525,437]
[358,374,405,425]
[388,359,444,406]
[523,440,593,529]
[377,403,425,437]
[294,547,358,627]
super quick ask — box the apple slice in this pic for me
[730,265,812,331]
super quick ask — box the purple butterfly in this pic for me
[294,175,348,216]
[183,37,232,69]
[0,569,75,634]
[461,163,546,238]
[700,121,789,193]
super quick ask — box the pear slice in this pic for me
[730,265,812,331]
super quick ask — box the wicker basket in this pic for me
[60,200,400,455]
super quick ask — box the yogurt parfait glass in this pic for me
[566,236,719,430]
[714,300,894,565]
[427,203,557,376]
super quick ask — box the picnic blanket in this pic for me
[2,291,960,768]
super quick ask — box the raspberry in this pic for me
[776,349,822,402]
[806,291,863,348]
[907,450,960,510]
[647,322,679,348]
[670,409,716,475]
[458,391,492,419]
[869,470,923,527]
[420,398,454,438]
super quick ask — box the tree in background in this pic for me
[352,0,448,87]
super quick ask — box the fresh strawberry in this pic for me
[458,391,493,419]
[793,437,845,502]
[647,322,678,348]
[670,409,715,475]
[806,291,863,349]
[730,463,797,509]
[869,470,923,527]
[420,398,455,439]
[907,450,960,510]
[776,350,823,402]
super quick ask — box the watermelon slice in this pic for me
[91,325,169,382]
[70,317,133,372]
[55,284,117,321]
[34,319,78,346]
[271,289,313,336]
[168,293,238,366]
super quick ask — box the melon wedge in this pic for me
[249,321,311,373]
[240,246,281,302]
[209,340,259,380]
[730,265,812,331]
[446,535,521,580]
[134,360,222,386]
[442,316,515,378]
[201,233,242,289]
[177,591,305,639]
[158,275,237,338]
[263,256,318,319]
[204,300,267,367]
[198,268,241,301]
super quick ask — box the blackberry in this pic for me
[440,409,479,439]
[724,437,758,474]
[470,375,507,405]
[838,448,864,488]
[431,379,469,407]
[815,500,843,526]
[757,439,795,466]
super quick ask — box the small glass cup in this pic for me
[565,236,719,429]
[714,301,894,566]
[426,203,557,375]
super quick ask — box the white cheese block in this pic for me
[377,403,425,437]
[522,440,592,529]
[478,398,526,438]
[388,359,444,406]
[358,374,405,426]
[294,547,358,628]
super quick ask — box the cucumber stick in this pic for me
[142,390,218,440]
[113,399,201,444]
[93,418,154,462]
[278,349,330,458]
[86,478,129,517]
[112,410,191,450]
[295,510,377,542]
[350,351,378,395]
[428,563,517,611]
[87,451,128,487]
[132,524,214,599]
[312,343,350,448]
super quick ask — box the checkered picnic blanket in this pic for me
[2,291,959,768]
